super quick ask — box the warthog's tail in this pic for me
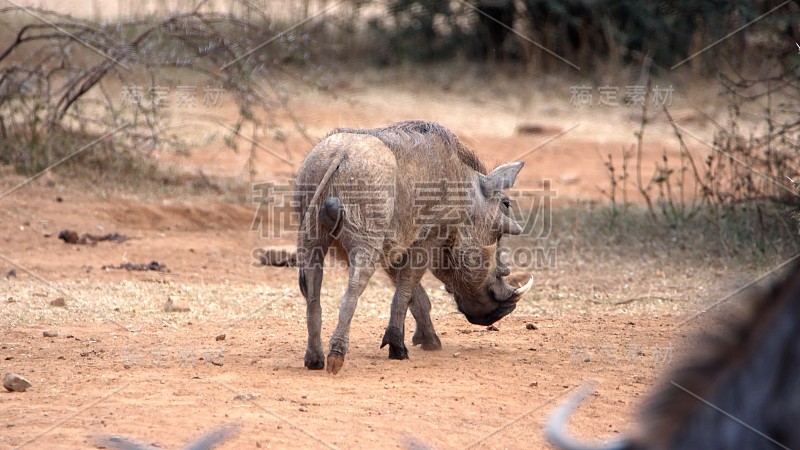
[298,152,346,299]
[319,197,344,235]
[300,152,346,235]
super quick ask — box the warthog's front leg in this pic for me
[409,285,441,350]
[381,268,426,359]
[385,267,441,351]
[327,249,378,375]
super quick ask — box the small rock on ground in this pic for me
[3,372,32,392]
[43,331,58,338]
[50,297,66,307]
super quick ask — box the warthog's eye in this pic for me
[501,197,510,209]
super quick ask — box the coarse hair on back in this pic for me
[328,120,488,175]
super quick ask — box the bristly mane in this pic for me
[635,259,800,448]
[328,120,488,175]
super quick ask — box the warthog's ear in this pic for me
[480,162,525,197]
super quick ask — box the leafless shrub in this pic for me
[597,58,800,250]
[0,2,322,181]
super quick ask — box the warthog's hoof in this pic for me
[382,325,409,360]
[388,344,409,360]
[412,332,442,351]
[304,349,325,370]
[326,351,344,375]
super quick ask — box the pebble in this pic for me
[486,325,499,331]
[3,372,31,392]
[43,331,58,338]
[526,323,538,330]
[215,334,226,341]
[50,297,66,307]
[4,269,16,278]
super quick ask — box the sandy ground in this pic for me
[0,65,771,449]
[0,183,711,449]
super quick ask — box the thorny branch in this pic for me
[0,3,323,175]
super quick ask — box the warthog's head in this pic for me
[435,162,534,326]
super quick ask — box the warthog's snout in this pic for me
[456,272,534,325]
[459,302,518,326]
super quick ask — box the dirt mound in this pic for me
[100,201,254,232]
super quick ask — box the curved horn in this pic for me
[513,276,535,296]
[501,215,523,235]
[545,384,629,450]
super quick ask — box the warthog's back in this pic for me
[329,120,487,175]
[295,132,397,238]
[295,121,488,242]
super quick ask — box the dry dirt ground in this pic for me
[0,73,775,449]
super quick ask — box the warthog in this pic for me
[295,121,534,374]
[546,260,800,450]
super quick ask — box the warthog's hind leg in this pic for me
[299,237,331,370]
[409,285,442,350]
[302,264,325,370]
[327,248,378,374]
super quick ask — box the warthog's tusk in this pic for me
[514,276,534,297]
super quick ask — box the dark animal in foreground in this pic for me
[546,261,800,450]
[98,424,237,450]
[295,121,533,374]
